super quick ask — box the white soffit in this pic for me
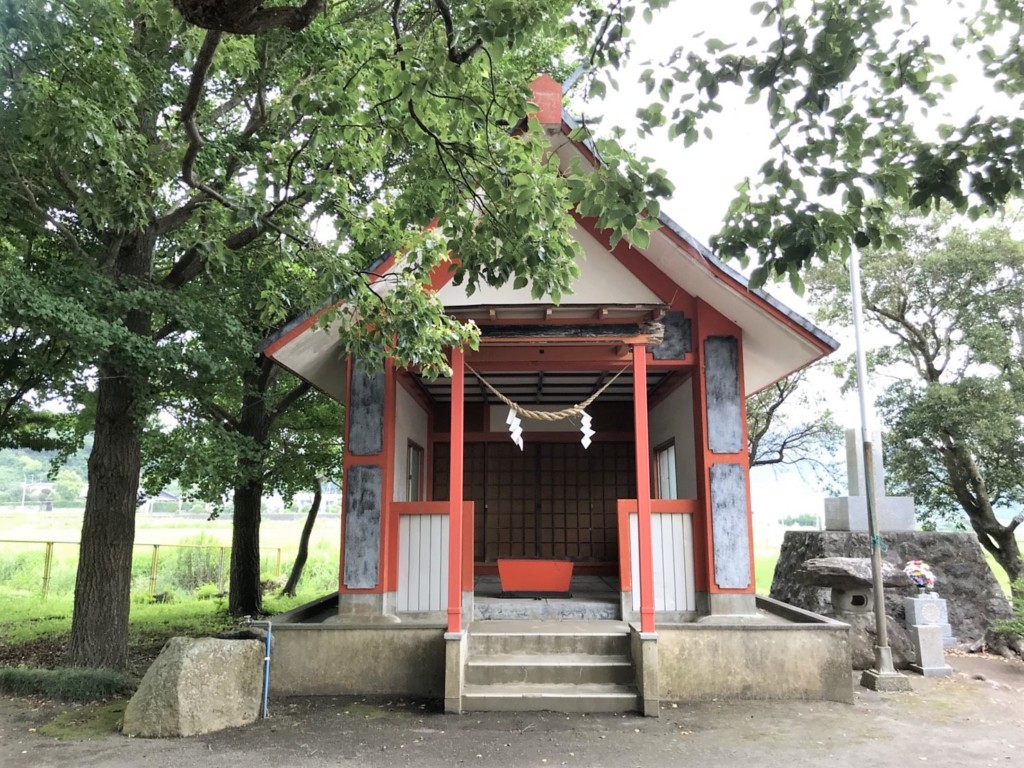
[645,226,824,393]
[270,318,348,404]
[435,226,661,308]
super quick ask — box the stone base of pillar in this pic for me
[697,592,758,622]
[860,646,912,691]
[336,592,399,621]
[629,626,660,717]
[444,630,467,714]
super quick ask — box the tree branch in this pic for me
[206,401,240,432]
[181,30,227,206]
[172,0,326,35]
[432,0,483,64]
[160,222,264,290]
[5,155,90,261]
[268,381,312,427]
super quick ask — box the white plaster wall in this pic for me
[649,378,697,499]
[394,384,429,501]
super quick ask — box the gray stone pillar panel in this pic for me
[343,464,382,589]
[704,336,742,454]
[652,311,692,359]
[349,361,384,456]
[710,462,751,589]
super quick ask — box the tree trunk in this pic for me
[280,479,322,597]
[68,231,154,670]
[229,479,264,616]
[988,526,1024,599]
[228,361,274,616]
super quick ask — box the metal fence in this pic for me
[0,539,283,598]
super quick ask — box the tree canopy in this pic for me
[0,0,671,669]
[810,215,1024,591]
[7,0,1024,669]
[589,0,1024,288]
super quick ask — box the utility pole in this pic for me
[850,248,911,692]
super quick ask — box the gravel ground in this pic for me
[2,653,1021,768]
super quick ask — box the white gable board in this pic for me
[435,226,661,308]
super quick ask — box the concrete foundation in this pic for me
[271,594,446,696]
[271,593,853,708]
[703,591,759,619]
[658,597,853,703]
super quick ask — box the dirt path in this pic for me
[2,653,1021,768]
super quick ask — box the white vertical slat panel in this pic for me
[629,512,640,612]
[651,513,666,611]
[417,516,432,610]
[428,514,443,611]
[683,514,696,610]
[397,516,410,611]
[408,516,423,609]
[630,512,700,614]
[669,514,686,610]
[396,514,449,612]
[438,515,449,611]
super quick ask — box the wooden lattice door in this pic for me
[433,440,635,565]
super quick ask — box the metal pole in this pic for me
[850,248,909,690]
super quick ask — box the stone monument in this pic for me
[904,592,954,676]
[904,592,956,648]
[824,430,916,532]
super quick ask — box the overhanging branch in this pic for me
[172,0,326,34]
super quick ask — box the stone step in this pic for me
[473,597,619,621]
[465,653,635,686]
[467,620,630,656]
[461,683,640,713]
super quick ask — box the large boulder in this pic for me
[123,637,264,738]
[771,531,1012,669]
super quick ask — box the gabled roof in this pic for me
[263,76,837,401]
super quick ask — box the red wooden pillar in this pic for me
[632,343,656,633]
[447,347,465,633]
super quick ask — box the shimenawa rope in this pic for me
[464,364,630,422]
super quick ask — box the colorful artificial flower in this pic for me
[904,559,936,590]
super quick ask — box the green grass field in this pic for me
[0,510,1015,656]
[0,507,341,603]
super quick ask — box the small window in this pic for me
[654,442,677,500]
[406,442,424,502]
